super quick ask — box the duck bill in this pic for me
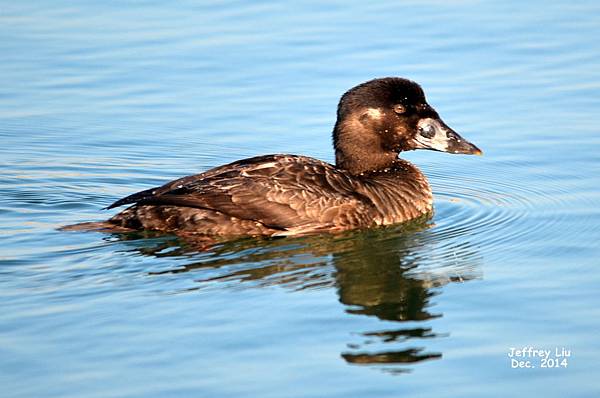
[412,117,482,155]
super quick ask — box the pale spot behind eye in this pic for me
[365,108,383,119]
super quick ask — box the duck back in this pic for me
[103,155,432,237]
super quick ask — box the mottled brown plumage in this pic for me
[106,155,432,236]
[65,77,481,237]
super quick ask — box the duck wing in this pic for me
[106,154,376,231]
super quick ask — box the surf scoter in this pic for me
[68,77,481,237]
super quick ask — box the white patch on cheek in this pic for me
[415,118,449,151]
[365,108,383,120]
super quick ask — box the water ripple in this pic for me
[425,160,573,261]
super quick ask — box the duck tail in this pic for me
[58,221,135,233]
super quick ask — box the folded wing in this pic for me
[107,155,377,231]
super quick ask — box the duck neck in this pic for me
[333,118,398,175]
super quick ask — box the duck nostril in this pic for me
[419,125,435,139]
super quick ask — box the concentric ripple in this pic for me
[422,159,575,262]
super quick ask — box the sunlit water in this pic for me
[2,1,600,397]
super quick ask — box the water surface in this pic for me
[1,1,600,397]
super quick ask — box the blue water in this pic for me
[2,1,600,397]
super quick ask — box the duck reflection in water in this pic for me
[116,220,481,373]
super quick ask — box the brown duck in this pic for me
[67,77,481,237]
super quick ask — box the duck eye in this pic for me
[393,104,406,114]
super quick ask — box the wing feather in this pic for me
[107,155,376,230]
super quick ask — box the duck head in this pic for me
[333,77,481,175]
